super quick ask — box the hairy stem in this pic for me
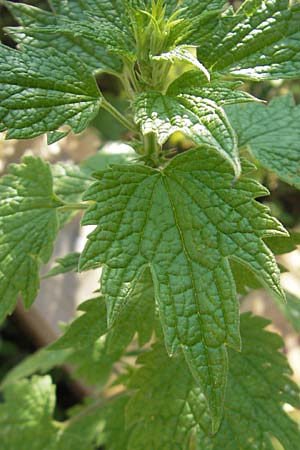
[143,132,161,166]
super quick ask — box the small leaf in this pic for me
[152,46,210,81]
[51,270,155,385]
[227,95,300,189]
[134,91,240,176]
[277,291,300,333]
[53,269,155,353]
[0,45,102,140]
[80,146,286,429]
[106,267,155,352]
[44,252,80,279]
[50,298,107,351]
[0,375,106,450]
[168,70,260,105]
[52,163,93,226]
[0,376,58,450]
[0,157,62,322]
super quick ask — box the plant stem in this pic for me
[143,132,161,166]
[101,98,137,133]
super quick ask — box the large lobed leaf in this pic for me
[4,1,123,74]
[0,157,62,322]
[226,95,300,189]
[197,314,300,450]
[0,314,299,449]
[5,0,136,63]
[0,45,101,142]
[98,314,300,450]
[80,146,286,429]
[198,0,300,80]
[126,342,211,450]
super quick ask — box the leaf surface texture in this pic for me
[80,147,286,427]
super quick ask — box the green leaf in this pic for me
[181,0,227,18]
[0,376,58,450]
[126,342,211,450]
[231,232,300,295]
[4,1,123,74]
[52,146,136,223]
[81,144,136,173]
[0,45,101,140]
[125,313,300,450]
[226,95,300,189]
[52,269,155,353]
[165,0,181,16]
[230,259,262,296]
[265,232,300,256]
[80,146,286,430]
[51,269,155,386]
[51,297,107,351]
[197,314,300,450]
[198,0,300,80]
[0,157,62,322]
[106,267,155,352]
[52,164,93,205]
[182,2,228,49]
[277,290,300,333]
[152,46,211,81]
[97,395,132,450]
[20,13,134,61]
[168,70,260,106]
[134,91,240,176]
[50,0,129,32]
[45,297,115,386]
[0,375,106,450]
[44,252,80,279]
[52,162,93,226]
